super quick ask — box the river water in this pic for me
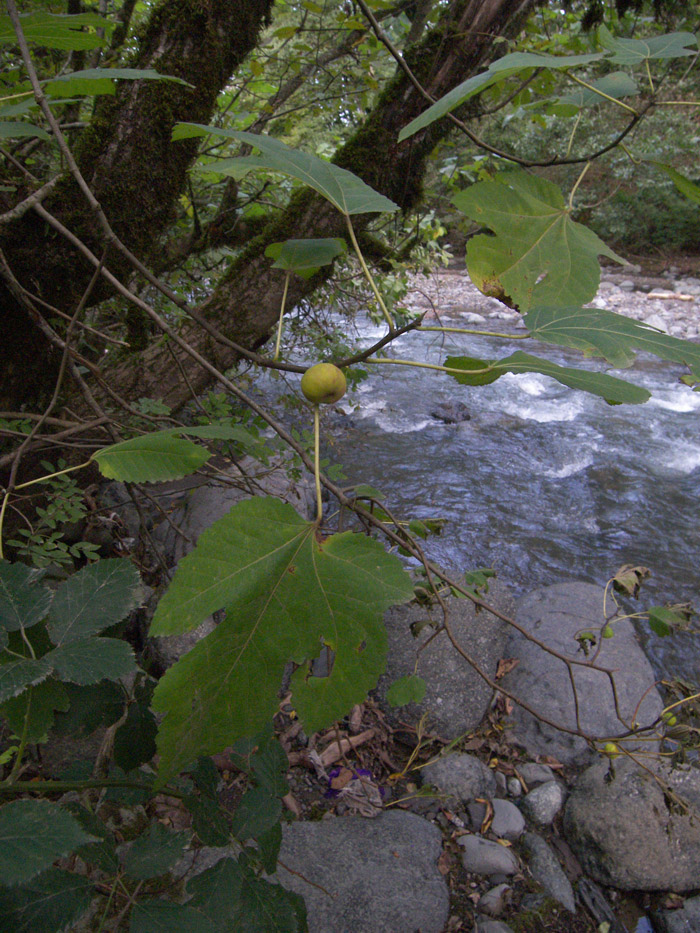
[326,314,700,684]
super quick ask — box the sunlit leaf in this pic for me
[0,800,95,886]
[444,352,650,404]
[0,12,108,51]
[47,559,141,645]
[398,50,603,141]
[453,170,624,311]
[173,123,399,215]
[523,305,700,378]
[598,24,697,64]
[91,432,211,483]
[151,497,413,781]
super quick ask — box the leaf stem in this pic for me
[418,325,530,339]
[566,72,639,114]
[345,214,393,329]
[13,460,92,491]
[273,272,291,361]
[568,161,591,211]
[369,356,494,376]
[5,687,32,785]
[313,404,322,523]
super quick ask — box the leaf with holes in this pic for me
[174,123,399,215]
[444,352,649,404]
[598,24,697,64]
[523,305,700,378]
[453,170,624,311]
[151,497,413,782]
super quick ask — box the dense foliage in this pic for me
[0,0,699,928]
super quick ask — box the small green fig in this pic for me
[602,625,614,639]
[301,363,347,404]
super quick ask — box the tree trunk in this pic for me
[0,0,273,410]
[0,0,537,415]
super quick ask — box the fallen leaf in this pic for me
[496,658,519,679]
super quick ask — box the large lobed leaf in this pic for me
[444,352,650,405]
[524,305,700,379]
[173,123,399,216]
[151,497,413,782]
[398,50,603,141]
[597,24,697,64]
[454,170,624,311]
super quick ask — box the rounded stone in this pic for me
[478,883,512,917]
[459,835,519,877]
[421,753,497,802]
[521,781,566,825]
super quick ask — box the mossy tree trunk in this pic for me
[0,0,273,410]
[0,0,537,415]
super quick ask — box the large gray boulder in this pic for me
[652,895,700,933]
[274,811,449,933]
[563,758,700,892]
[375,580,513,739]
[501,582,663,766]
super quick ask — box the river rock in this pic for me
[520,781,566,826]
[459,835,519,877]
[563,758,700,892]
[478,883,512,916]
[376,580,513,739]
[274,811,449,933]
[474,923,515,933]
[516,763,556,787]
[652,894,700,933]
[521,832,576,913]
[500,582,663,766]
[422,753,497,802]
[430,400,471,423]
[468,799,525,841]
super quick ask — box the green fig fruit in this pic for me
[301,363,347,404]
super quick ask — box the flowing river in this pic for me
[324,309,700,685]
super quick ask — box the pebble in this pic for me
[520,780,566,825]
[421,753,497,802]
[477,883,512,917]
[468,799,526,841]
[459,835,519,876]
[507,778,522,798]
[516,763,556,787]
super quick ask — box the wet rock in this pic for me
[376,580,513,739]
[520,781,566,826]
[274,811,449,933]
[430,400,471,424]
[652,894,700,932]
[563,758,700,892]
[521,832,576,913]
[500,582,663,767]
[459,835,519,877]
[421,753,497,802]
